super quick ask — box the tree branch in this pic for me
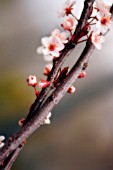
[0,36,95,163]
[24,0,95,125]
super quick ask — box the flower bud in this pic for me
[67,85,76,93]
[27,75,37,87]
[18,118,25,127]
[78,71,86,79]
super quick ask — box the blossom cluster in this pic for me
[37,0,78,62]
[91,0,112,49]
[25,0,112,125]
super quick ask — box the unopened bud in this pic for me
[27,75,37,87]
[18,118,25,127]
[78,71,86,79]
[67,85,76,93]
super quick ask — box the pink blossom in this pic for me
[43,63,53,76]
[61,15,77,31]
[91,31,105,50]
[27,75,37,87]
[95,0,111,16]
[67,85,76,93]
[96,13,111,33]
[51,29,70,44]
[0,135,5,148]
[57,0,76,18]
[44,112,52,124]
[42,36,65,57]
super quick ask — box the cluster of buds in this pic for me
[18,112,52,127]
[0,135,5,148]
[26,75,51,96]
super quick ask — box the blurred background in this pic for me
[0,0,113,169]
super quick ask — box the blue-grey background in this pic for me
[0,0,113,169]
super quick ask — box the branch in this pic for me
[24,0,95,125]
[0,36,95,163]
[1,1,112,169]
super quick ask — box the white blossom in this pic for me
[42,36,64,57]
[51,29,70,44]
[91,31,105,50]
[95,0,111,16]
[62,15,77,31]
[57,0,76,18]
[27,75,37,87]
[96,13,111,33]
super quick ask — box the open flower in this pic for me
[42,36,65,57]
[57,0,76,18]
[96,13,111,33]
[51,29,70,44]
[95,0,111,16]
[61,15,77,31]
[0,135,5,148]
[27,75,37,87]
[44,112,52,124]
[91,31,105,50]
[43,63,53,76]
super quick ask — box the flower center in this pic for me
[65,7,72,16]
[48,44,56,51]
[101,17,110,26]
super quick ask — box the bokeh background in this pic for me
[0,0,113,170]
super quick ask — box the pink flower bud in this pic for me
[27,75,37,87]
[61,15,76,31]
[18,118,25,127]
[78,71,86,79]
[39,79,51,88]
[67,85,76,93]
